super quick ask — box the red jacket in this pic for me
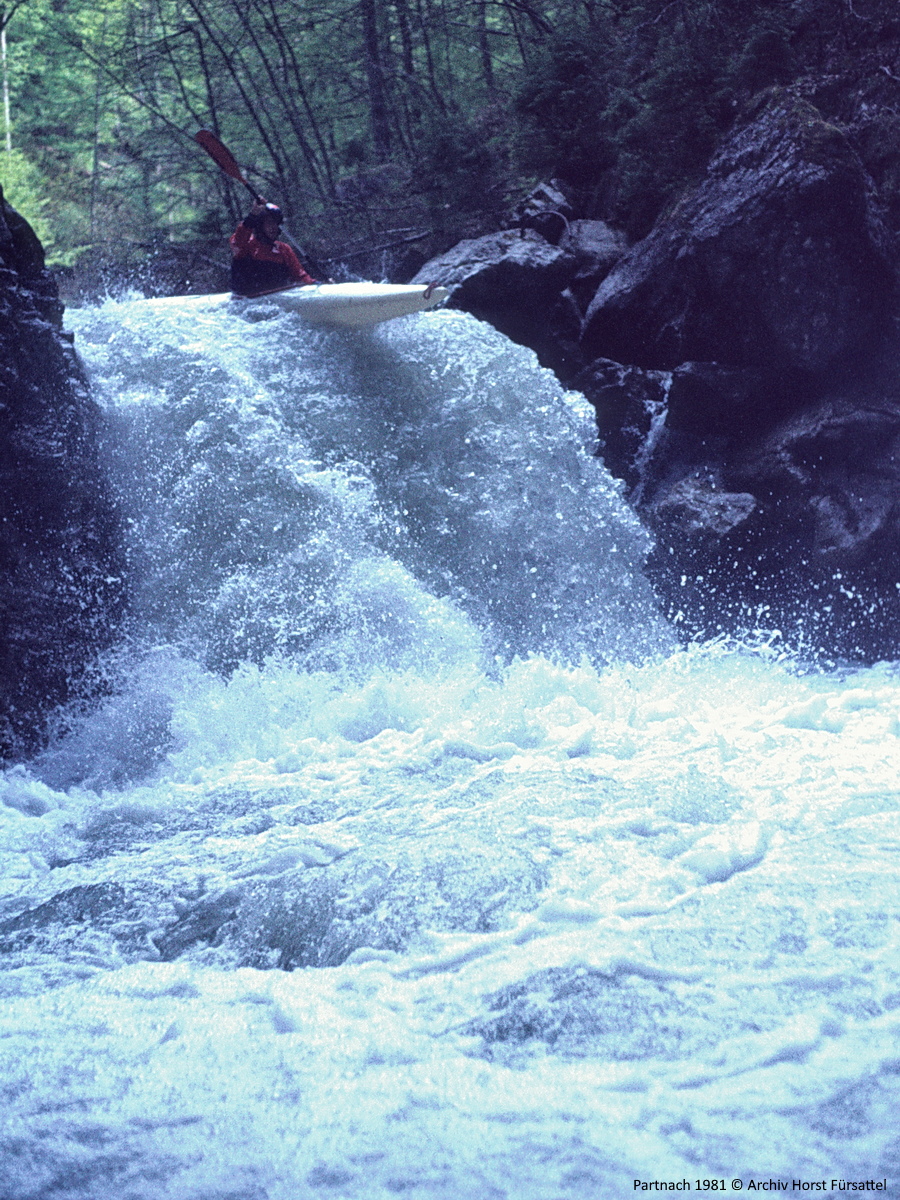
[230,222,317,294]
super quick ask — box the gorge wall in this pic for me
[415,88,900,660]
[0,188,124,759]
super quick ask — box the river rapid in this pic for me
[1,297,899,1198]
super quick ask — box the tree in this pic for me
[7,0,893,273]
[0,0,29,152]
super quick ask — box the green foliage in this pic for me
[727,28,795,96]
[0,148,55,251]
[0,0,895,271]
[510,1,862,238]
[516,39,613,188]
[609,30,726,236]
[413,110,511,227]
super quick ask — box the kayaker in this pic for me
[230,199,318,296]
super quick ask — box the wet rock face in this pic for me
[577,355,900,658]
[0,189,124,759]
[569,82,900,657]
[582,93,896,378]
[411,209,631,383]
[729,394,900,572]
[559,219,630,312]
[571,358,670,491]
[412,227,594,379]
[409,85,900,658]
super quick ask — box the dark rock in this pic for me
[0,883,127,949]
[573,358,670,490]
[636,385,900,660]
[411,228,583,377]
[644,510,900,664]
[0,187,124,759]
[540,287,587,380]
[665,361,794,439]
[582,92,896,379]
[562,85,900,660]
[628,360,807,508]
[853,109,900,231]
[510,181,574,244]
[577,349,900,658]
[413,228,574,301]
[0,881,165,966]
[520,210,570,245]
[727,394,900,576]
[153,885,246,960]
[576,359,762,542]
[649,472,757,548]
[559,219,629,311]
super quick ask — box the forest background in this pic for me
[0,0,898,284]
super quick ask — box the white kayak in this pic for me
[144,282,448,328]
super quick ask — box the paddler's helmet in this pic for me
[250,201,283,232]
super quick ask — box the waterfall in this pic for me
[0,296,897,1197]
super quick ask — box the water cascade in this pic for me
[1,297,898,1197]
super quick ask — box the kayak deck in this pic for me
[143,282,449,328]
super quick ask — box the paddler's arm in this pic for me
[281,241,319,286]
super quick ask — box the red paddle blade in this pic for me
[195,129,246,184]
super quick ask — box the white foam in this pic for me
[0,299,896,1195]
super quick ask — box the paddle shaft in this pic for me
[195,129,261,202]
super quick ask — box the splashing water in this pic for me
[1,297,899,1198]
[78,296,666,673]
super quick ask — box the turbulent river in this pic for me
[1,297,899,1198]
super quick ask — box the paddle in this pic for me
[194,129,262,204]
[194,128,331,279]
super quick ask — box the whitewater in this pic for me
[1,296,898,1198]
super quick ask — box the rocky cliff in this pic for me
[0,187,124,758]
[582,94,895,379]
[415,90,900,660]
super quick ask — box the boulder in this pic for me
[0,188,124,758]
[727,393,900,575]
[412,228,582,377]
[665,361,788,439]
[626,363,900,579]
[575,347,900,657]
[633,382,900,660]
[575,357,793,497]
[559,219,629,311]
[412,227,575,311]
[647,472,757,549]
[572,358,670,491]
[511,181,573,244]
[582,92,896,380]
